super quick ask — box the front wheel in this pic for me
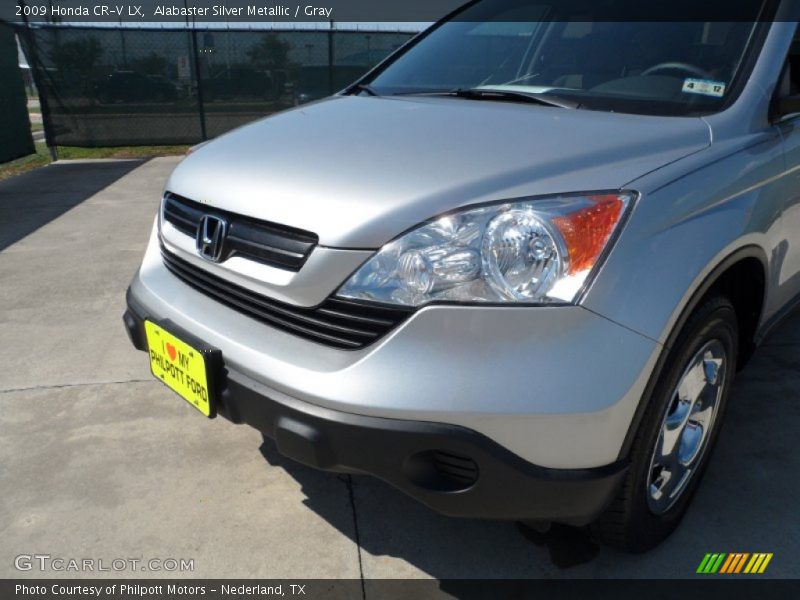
[592,295,738,552]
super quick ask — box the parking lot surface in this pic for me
[1,158,798,581]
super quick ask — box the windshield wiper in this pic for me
[348,83,380,96]
[396,87,578,109]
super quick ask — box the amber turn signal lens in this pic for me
[552,194,625,275]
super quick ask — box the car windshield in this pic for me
[366,0,768,116]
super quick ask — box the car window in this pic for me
[778,24,800,97]
[367,0,769,116]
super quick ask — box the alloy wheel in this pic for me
[646,339,727,514]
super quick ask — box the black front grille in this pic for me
[163,193,318,272]
[161,246,413,350]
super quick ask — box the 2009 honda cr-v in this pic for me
[124,0,800,551]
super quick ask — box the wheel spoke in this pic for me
[646,339,727,514]
[659,410,686,458]
[703,356,723,385]
[677,360,707,409]
[690,402,715,429]
[664,395,691,430]
[649,468,671,501]
[678,421,704,465]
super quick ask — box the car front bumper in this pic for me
[128,225,662,471]
[125,295,628,523]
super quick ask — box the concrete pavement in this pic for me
[0,157,798,582]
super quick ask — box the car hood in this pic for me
[167,95,711,248]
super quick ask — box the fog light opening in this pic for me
[403,449,479,492]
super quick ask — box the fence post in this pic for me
[189,27,208,141]
[328,20,335,95]
[17,2,58,160]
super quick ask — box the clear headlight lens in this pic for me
[338,192,633,307]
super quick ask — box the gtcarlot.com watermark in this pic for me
[14,554,194,573]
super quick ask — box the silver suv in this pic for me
[124,1,800,551]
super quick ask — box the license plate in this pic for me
[144,320,220,417]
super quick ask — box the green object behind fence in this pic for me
[0,23,34,163]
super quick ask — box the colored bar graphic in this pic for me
[733,553,750,573]
[753,554,766,573]
[721,553,749,574]
[719,554,736,574]
[758,554,773,574]
[711,553,726,573]
[697,553,714,574]
[744,554,759,573]
[741,553,774,574]
[698,553,727,573]
[698,552,772,574]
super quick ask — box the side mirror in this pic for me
[774,95,800,119]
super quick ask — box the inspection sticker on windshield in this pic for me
[682,79,726,98]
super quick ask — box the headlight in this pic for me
[337,192,634,306]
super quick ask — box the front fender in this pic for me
[582,132,784,346]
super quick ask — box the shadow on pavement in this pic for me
[258,436,601,578]
[514,522,600,568]
[0,160,146,251]
[255,311,800,579]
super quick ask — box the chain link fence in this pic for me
[15,25,415,147]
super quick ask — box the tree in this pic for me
[49,35,103,98]
[131,52,168,76]
[51,36,103,76]
[247,35,293,72]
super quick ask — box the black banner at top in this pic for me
[3,0,799,24]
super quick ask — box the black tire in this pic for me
[592,295,738,552]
